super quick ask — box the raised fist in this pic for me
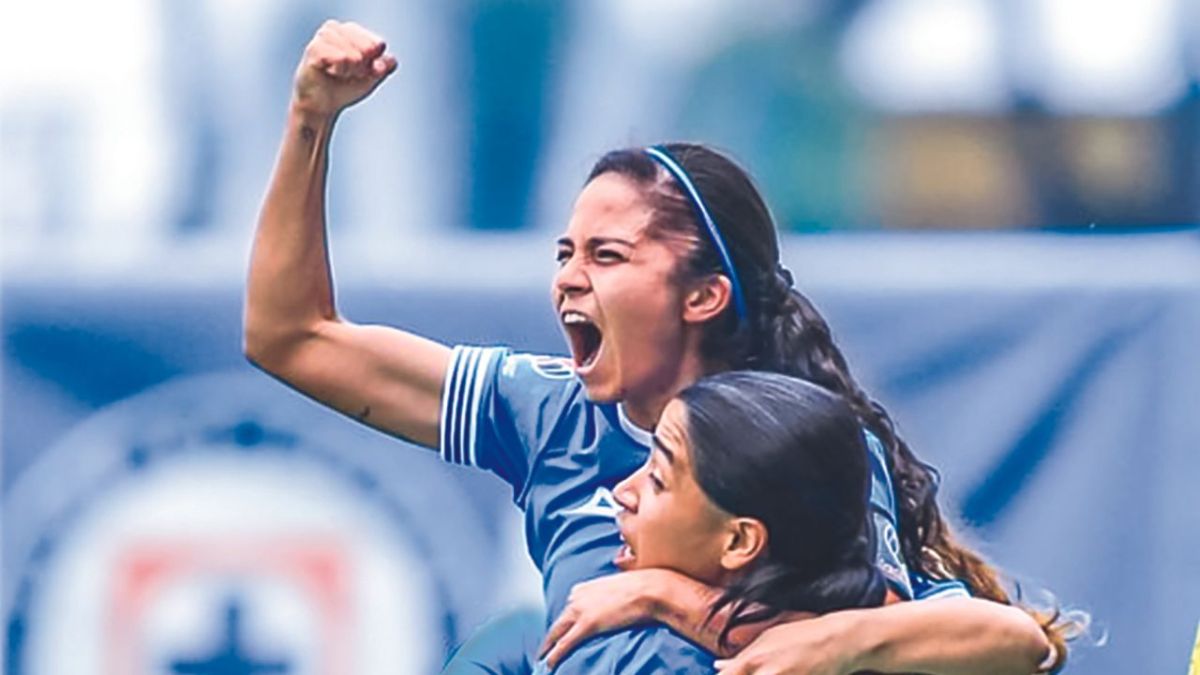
[292,20,398,116]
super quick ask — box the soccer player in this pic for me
[600,371,1048,671]
[541,372,1072,674]
[245,20,1056,673]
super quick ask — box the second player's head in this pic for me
[612,371,885,645]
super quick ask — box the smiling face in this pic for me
[552,173,710,413]
[612,399,764,584]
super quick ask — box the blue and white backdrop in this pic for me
[4,1,1200,674]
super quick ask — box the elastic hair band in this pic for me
[644,145,748,322]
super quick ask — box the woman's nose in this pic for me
[554,257,589,297]
[613,476,637,513]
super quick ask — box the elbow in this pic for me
[1003,605,1056,673]
[242,329,267,369]
[241,309,274,368]
[242,322,275,371]
[242,314,309,374]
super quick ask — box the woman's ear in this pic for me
[720,517,767,572]
[682,274,732,325]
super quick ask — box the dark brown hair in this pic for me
[680,371,886,649]
[588,143,1076,670]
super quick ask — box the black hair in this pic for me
[587,144,945,582]
[679,371,886,647]
[589,145,1078,668]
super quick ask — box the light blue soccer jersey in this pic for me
[439,346,963,672]
[861,432,969,601]
[440,347,659,627]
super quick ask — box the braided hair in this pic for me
[588,143,1072,670]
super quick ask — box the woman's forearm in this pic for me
[647,570,806,657]
[647,571,727,653]
[840,597,1051,675]
[245,21,397,365]
[244,103,340,363]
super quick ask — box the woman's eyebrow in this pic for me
[556,236,635,249]
[587,236,636,248]
[651,435,676,466]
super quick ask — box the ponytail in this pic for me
[588,143,1084,669]
[750,278,1083,670]
[750,279,942,576]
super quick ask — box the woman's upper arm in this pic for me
[248,318,452,449]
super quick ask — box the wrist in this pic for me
[288,99,340,127]
[636,569,673,620]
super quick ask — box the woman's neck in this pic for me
[622,349,728,432]
[621,395,671,432]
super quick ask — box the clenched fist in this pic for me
[292,20,398,116]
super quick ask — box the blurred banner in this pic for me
[5,231,1200,674]
[4,1,1200,674]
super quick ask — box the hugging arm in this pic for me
[540,570,806,667]
[717,596,1054,675]
[543,570,1051,674]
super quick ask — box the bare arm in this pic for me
[539,569,808,666]
[542,570,1050,674]
[717,597,1053,675]
[244,20,448,449]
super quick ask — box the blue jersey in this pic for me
[439,346,962,672]
[440,347,658,625]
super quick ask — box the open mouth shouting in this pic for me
[561,309,605,375]
[614,521,636,570]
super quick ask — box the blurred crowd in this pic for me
[2,0,1198,277]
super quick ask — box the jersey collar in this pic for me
[616,404,653,447]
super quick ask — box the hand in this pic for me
[538,570,669,669]
[292,20,398,116]
[714,614,856,675]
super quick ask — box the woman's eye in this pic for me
[649,473,665,492]
[555,249,571,264]
[595,249,625,263]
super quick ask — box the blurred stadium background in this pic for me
[3,0,1199,673]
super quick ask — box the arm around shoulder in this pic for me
[716,597,1050,675]
[840,597,1052,675]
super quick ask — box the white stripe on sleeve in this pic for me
[439,346,501,467]
[467,348,496,467]
[456,347,482,464]
[439,346,466,464]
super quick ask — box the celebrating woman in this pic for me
[245,20,1058,673]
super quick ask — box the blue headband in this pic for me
[644,145,748,322]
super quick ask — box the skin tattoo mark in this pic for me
[300,125,316,143]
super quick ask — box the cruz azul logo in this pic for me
[3,371,510,675]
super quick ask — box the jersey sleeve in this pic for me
[540,626,714,674]
[864,429,973,601]
[439,346,577,501]
[863,429,915,600]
